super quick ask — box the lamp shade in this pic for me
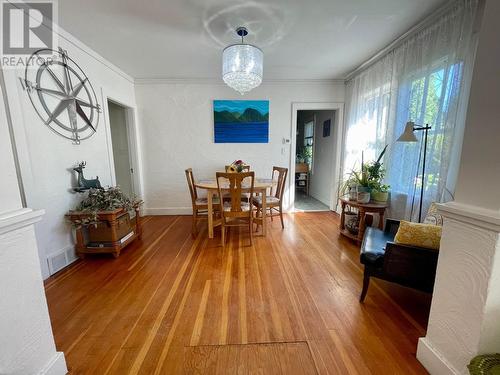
[397,121,418,142]
[222,44,263,95]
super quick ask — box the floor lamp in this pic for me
[397,121,432,222]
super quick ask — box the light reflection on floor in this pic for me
[294,191,330,212]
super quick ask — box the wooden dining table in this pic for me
[195,178,275,239]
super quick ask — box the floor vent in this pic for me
[47,247,78,275]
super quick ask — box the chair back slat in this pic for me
[216,171,254,218]
[185,168,198,206]
[272,167,288,200]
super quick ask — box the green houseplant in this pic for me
[371,183,390,203]
[339,174,358,201]
[66,187,144,258]
[340,145,390,203]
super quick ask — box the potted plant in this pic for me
[371,183,391,203]
[66,187,143,258]
[67,187,142,227]
[353,168,371,203]
[339,175,358,201]
[345,210,360,234]
[348,145,389,203]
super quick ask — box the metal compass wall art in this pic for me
[22,48,101,144]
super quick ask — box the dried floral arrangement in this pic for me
[67,187,143,227]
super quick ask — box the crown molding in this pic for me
[134,77,345,86]
[56,27,135,84]
[4,0,134,84]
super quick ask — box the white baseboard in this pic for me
[143,207,318,215]
[39,352,67,375]
[417,338,459,375]
[143,207,192,215]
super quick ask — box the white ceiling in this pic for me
[58,0,445,80]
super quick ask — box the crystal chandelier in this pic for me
[222,27,263,95]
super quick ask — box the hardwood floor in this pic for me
[45,213,431,374]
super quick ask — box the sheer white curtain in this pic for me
[343,0,480,221]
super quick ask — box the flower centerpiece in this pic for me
[227,160,248,173]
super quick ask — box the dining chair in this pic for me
[185,168,219,236]
[252,166,288,229]
[216,171,255,246]
[223,165,251,202]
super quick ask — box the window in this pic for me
[389,61,464,206]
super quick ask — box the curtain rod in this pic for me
[344,0,465,82]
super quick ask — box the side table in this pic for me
[339,198,389,244]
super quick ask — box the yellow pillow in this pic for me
[394,220,442,250]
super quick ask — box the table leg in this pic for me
[340,201,346,230]
[358,209,366,242]
[379,211,385,230]
[207,190,214,239]
[262,190,267,236]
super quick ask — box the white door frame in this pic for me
[289,102,345,213]
[101,89,143,200]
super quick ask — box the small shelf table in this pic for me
[339,198,389,244]
[67,206,142,258]
[295,163,310,195]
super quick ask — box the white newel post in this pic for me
[416,0,500,374]
[0,71,67,373]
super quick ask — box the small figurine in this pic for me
[73,161,102,192]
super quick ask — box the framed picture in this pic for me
[213,100,269,143]
[323,119,331,137]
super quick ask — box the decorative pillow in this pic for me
[423,202,443,226]
[394,220,442,250]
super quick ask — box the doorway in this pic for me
[107,100,134,197]
[294,110,336,212]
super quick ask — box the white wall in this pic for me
[3,30,137,279]
[417,1,500,373]
[135,80,344,214]
[453,2,500,211]
[0,69,66,375]
[310,110,336,206]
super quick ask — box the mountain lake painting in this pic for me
[213,100,269,143]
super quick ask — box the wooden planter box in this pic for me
[66,206,142,258]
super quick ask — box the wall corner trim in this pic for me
[0,208,45,235]
[437,202,500,232]
[38,351,67,375]
[417,338,459,375]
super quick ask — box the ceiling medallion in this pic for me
[222,27,263,95]
[23,48,101,144]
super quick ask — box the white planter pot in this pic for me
[357,191,371,204]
